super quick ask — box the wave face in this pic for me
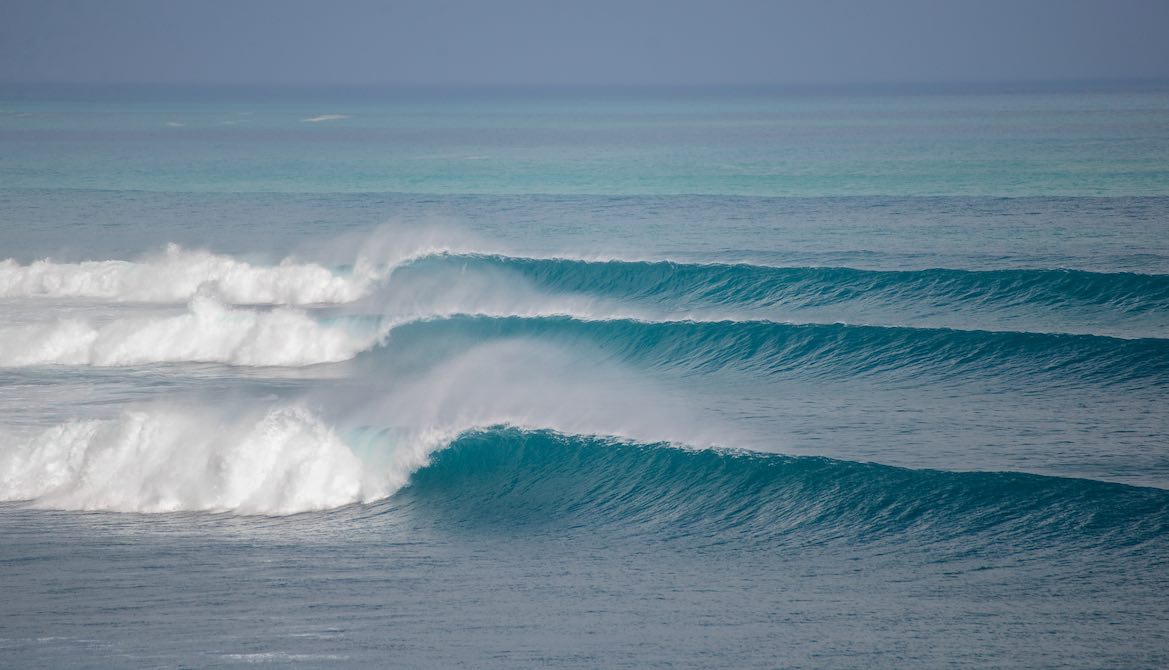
[5,244,1169,373]
[403,428,1169,549]
[381,315,1169,387]
[0,291,385,367]
[394,254,1169,337]
[414,254,1169,316]
[2,239,1167,497]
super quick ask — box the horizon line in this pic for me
[3,76,1169,90]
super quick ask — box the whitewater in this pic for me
[2,84,1169,668]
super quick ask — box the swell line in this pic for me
[378,314,1169,386]
[402,427,1169,549]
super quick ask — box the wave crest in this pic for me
[0,407,380,514]
[0,244,378,305]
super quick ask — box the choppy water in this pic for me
[2,83,1168,667]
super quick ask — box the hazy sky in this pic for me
[2,0,1167,86]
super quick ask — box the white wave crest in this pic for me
[0,407,404,514]
[0,244,378,305]
[0,290,386,367]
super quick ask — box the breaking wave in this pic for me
[379,315,1169,387]
[0,244,380,305]
[0,406,413,514]
[393,254,1169,337]
[0,289,386,367]
[6,409,1167,551]
[402,428,1169,549]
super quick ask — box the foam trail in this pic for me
[0,244,379,305]
[0,289,386,367]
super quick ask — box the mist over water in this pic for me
[2,86,1169,667]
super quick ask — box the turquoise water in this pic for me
[3,85,1168,197]
[1,84,1168,667]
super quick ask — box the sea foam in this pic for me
[0,407,386,514]
[0,289,387,367]
[0,244,379,305]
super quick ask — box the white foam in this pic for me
[0,244,379,305]
[0,290,386,367]
[0,338,727,514]
[0,407,388,514]
[0,399,479,515]
[302,114,350,123]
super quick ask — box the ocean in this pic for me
[1,83,1168,667]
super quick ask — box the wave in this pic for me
[381,315,1169,386]
[7,300,1164,384]
[393,254,1169,337]
[302,114,350,123]
[10,242,1166,333]
[0,329,722,514]
[0,289,386,367]
[402,428,1169,548]
[0,243,381,305]
[6,408,1165,552]
[420,254,1169,310]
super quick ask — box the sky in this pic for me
[1,0,1167,86]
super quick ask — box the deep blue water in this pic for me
[1,84,1168,667]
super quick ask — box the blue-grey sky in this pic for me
[2,0,1167,86]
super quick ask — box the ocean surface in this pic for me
[1,83,1168,667]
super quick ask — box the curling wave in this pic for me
[7,409,1166,549]
[403,428,1169,548]
[393,254,1169,337]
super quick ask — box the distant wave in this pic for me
[395,254,1169,337]
[302,114,350,123]
[4,240,1166,381]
